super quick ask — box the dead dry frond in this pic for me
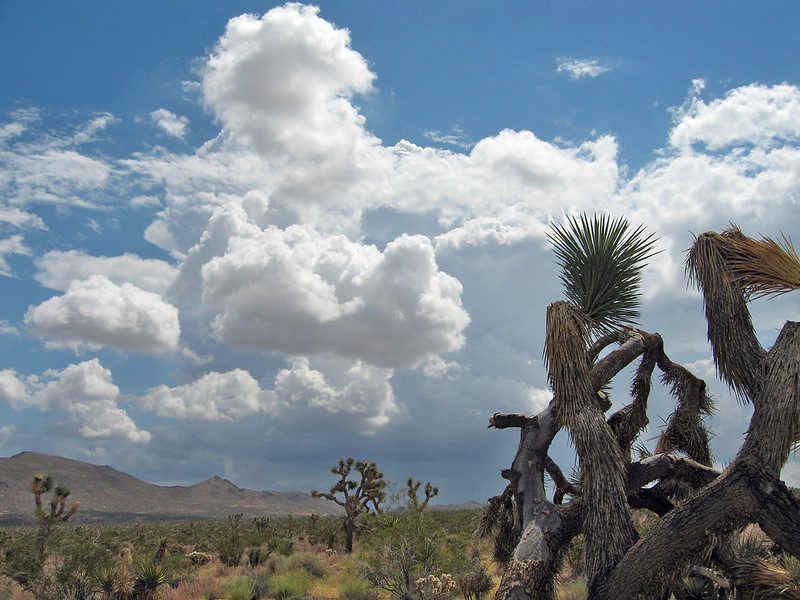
[727,231,800,299]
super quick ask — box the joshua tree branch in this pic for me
[686,229,767,402]
[754,475,800,558]
[545,456,580,504]
[488,413,533,429]
[588,331,648,392]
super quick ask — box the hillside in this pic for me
[0,452,337,524]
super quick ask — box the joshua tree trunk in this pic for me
[490,226,800,600]
[344,518,355,553]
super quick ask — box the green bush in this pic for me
[218,514,247,567]
[339,577,381,600]
[272,538,295,556]
[285,551,327,578]
[225,575,256,600]
[360,507,467,600]
[271,569,311,600]
[252,570,272,599]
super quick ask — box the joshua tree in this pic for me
[32,472,80,567]
[406,478,438,512]
[488,216,800,600]
[312,458,386,552]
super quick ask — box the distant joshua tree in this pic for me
[487,215,800,600]
[32,472,80,567]
[312,458,386,552]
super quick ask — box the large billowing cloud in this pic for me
[201,222,469,367]
[0,359,149,443]
[25,275,180,353]
[201,4,379,168]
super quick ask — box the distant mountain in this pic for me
[0,452,338,524]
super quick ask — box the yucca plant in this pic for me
[131,562,165,600]
[548,213,659,336]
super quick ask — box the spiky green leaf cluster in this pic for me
[548,213,659,335]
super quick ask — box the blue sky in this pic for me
[0,2,799,503]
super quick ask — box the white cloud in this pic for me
[0,320,19,335]
[25,275,180,353]
[0,359,149,443]
[71,112,117,144]
[0,234,31,276]
[0,207,46,230]
[670,83,800,150]
[0,112,120,212]
[201,5,376,158]
[556,57,612,79]
[150,108,189,140]
[275,357,398,429]
[201,222,469,367]
[139,356,397,430]
[423,125,474,149]
[34,250,177,294]
[141,369,275,421]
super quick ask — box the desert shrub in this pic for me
[456,560,493,600]
[188,550,214,565]
[224,575,256,600]
[732,530,772,560]
[555,577,586,600]
[562,535,585,577]
[271,568,311,600]
[218,514,246,567]
[161,573,223,600]
[252,570,272,598]
[339,577,381,600]
[285,551,328,578]
[360,507,467,600]
[679,576,716,600]
[272,538,294,557]
[415,574,456,600]
[248,546,270,567]
[314,524,341,550]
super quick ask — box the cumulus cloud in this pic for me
[670,83,800,150]
[141,369,274,421]
[139,356,397,430]
[200,221,469,367]
[25,275,180,353]
[150,108,189,140]
[124,5,620,256]
[0,359,149,443]
[0,234,31,276]
[34,250,178,294]
[201,5,375,154]
[556,57,612,79]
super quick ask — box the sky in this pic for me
[0,1,799,504]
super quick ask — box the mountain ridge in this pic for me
[0,451,337,524]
